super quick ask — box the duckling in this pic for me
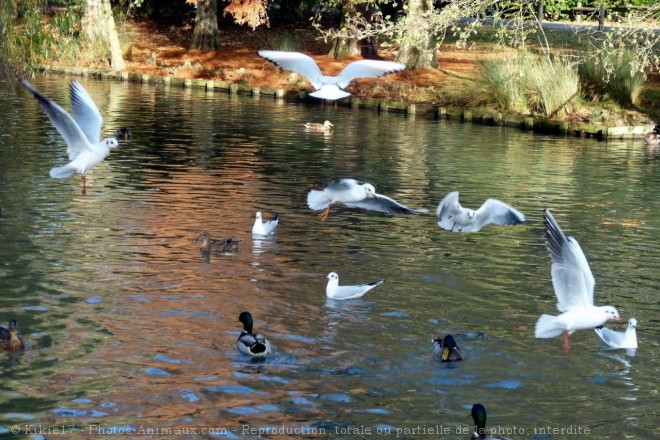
[0,320,25,351]
[194,232,240,253]
[470,404,511,440]
[432,334,463,362]
[645,125,660,145]
[237,311,271,358]
[303,120,334,132]
[115,127,132,140]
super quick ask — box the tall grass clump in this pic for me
[474,53,580,117]
[269,33,300,52]
[524,55,580,118]
[579,50,647,107]
[473,57,529,114]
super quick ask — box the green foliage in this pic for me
[578,50,646,107]
[474,52,580,117]
[0,0,85,79]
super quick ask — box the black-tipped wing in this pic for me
[344,193,428,214]
[22,80,92,160]
[69,81,103,145]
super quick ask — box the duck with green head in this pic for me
[0,320,25,351]
[237,311,271,358]
[470,404,511,440]
[432,334,464,362]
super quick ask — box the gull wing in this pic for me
[544,209,595,312]
[472,198,526,231]
[436,191,463,220]
[594,326,625,348]
[345,193,428,214]
[336,60,406,88]
[22,80,93,160]
[69,81,103,145]
[257,50,324,90]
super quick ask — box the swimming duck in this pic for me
[432,334,464,362]
[115,127,132,140]
[304,120,334,132]
[0,320,25,351]
[237,311,271,358]
[645,125,659,145]
[470,404,511,440]
[194,232,240,253]
[252,212,279,236]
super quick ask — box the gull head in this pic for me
[467,209,476,220]
[255,212,262,221]
[103,138,120,150]
[603,306,621,322]
[327,272,339,282]
[628,318,637,329]
[362,183,377,199]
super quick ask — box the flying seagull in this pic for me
[307,178,428,221]
[258,50,406,100]
[534,209,621,356]
[326,272,384,300]
[22,80,118,195]
[436,191,525,232]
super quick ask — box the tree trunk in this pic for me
[190,0,221,52]
[395,0,438,68]
[82,0,125,70]
[330,0,360,59]
[330,0,378,59]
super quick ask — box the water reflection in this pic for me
[0,76,658,438]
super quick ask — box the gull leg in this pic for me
[318,204,332,222]
[81,174,87,196]
[563,331,570,357]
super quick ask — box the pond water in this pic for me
[0,76,658,439]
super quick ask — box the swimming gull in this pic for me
[594,318,637,349]
[252,212,279,236]
[326,272,384,300]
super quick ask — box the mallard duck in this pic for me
[115,127,132,140]
[470,404,511,440]
[237,311,271,358]
[432,334,464,362]
[22,80,119,196]
[258,50,406,100]
[194,232,240,253]
[252,212,279,236]
[304,120,334,132]
[645,125,660,145]
[0,320,25,351]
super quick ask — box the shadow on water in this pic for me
[0,76,658,438]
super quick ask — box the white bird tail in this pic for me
[307,190,329,210]
[534,314,564,338]
[50,165,76,179]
